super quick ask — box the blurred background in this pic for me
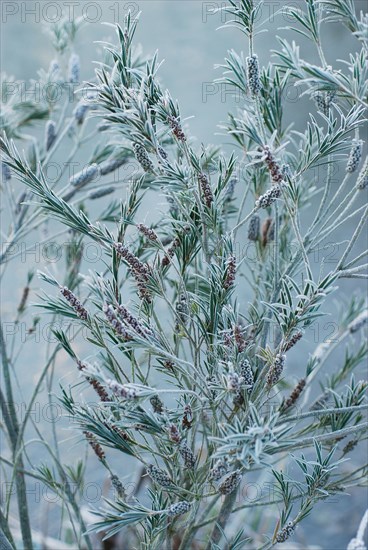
[1,1,367,548]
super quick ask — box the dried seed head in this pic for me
[45,120,56,152]
[77,361,109,401]
[88,378,109,401]
[83,431,105,461]
[116,303,152,338]
[182,404,193,429]
[239,360,254,393]
[209,458,228,481]
[314,91,328,113]
[281,378,306,411]
[110,474,125,498]
[276,521,295,543]
[103,304,132,339]
[162,236,181,266]
[107,379,137,399]
[167,501,191,517]
[17,285,30,314]
[68,53,80,83]
[168,115,186,142]
[198,172,214,207]
[147,464,172,487]
[342,439,358,454]
[176,293,189,326]
[168,424,181,444]
[262,146,283,183]
[108,423,129,441]
[284,329,303,351]
[114,243,147,274]
[179,442,196,469]
[70,164,99,188]
[325,90,336,110]
[218,470,242,495]
[234,324,247,352]
[164,360,175,371]
[137,223,158,241]
[266,353,286,387]
[248,215,260,241]
[224,255,236,289]
[347,140,363,173]
[133,142,154,172]
[357,156,368,190]
[60,286,88,320]
[150,395,164,414]
[157,145,168,159]
[313,90,335,115]
[114,243,151,302]
[246,55,261,96]
[77,360,86,371]
[136,278,152,302]
[223,330,232,348]
[255,184,282,209]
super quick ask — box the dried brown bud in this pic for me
[147,464,172,487]
[179,442,196,469]
[224,255,236,289]
[234,324,247,352]
[60,286,88,320]
[182,404,193,429]
[83,431,105,461]
[168,115,186,142]
[281,378,306,411]
[218,470,242,495]
[284,329,303,352]
[103,304,132,340]
[198,172,214,207]
[168,424,181,444]
[266,354,286,387]
[137,223,158,241]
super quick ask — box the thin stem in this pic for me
[179,496,220,550]
[336,205,368,271]
[0,324,33,550]
[280,403,368,424]
[205,489,238,550]
[344,249,368,269]
[232,207,257,238]
[307,155,333,237]
[274,422,368,453]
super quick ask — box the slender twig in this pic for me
[336,205,368,271]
